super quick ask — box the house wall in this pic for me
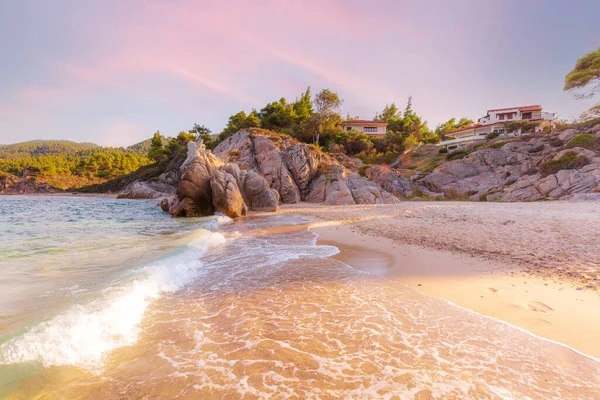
[447,128,477,139]
[341,124,387,134]
[478,109,554,125]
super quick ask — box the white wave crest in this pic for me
[0,229,225,372]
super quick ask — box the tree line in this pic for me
[0,140,151,182]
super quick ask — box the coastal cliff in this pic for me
[109,123,600,214]
[158,129,399,217]
[368,122,600,201]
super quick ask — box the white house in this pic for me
[340,119,388,137]
[438,105,555,150]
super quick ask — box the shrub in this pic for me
[438,147,448,153]
[446,150,469,161]
[486,131,501,140]
[539,152,589,177]
[343,130,373,155]
[565,133,598,150]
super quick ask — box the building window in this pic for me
[346,127,352,132]
[499,114,505,120]
[364,127,377,133]
[522,112,532,119]
[507,113,513,120]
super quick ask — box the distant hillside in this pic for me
[127,137,168,153]
[0,140,99,159]
[0,139,152,191]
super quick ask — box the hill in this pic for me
[0,140,152,192]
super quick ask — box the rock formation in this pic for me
[160,140,278,217]
[416,123,600,201]
[214,129,399,206]
[120,123,600,212]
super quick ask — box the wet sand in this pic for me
[277,202,600,359]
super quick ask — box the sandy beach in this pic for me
[277,201,600,359]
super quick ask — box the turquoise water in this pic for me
[0,195,220,337]
[1,195,600,399]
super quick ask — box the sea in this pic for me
[0,195,599,399]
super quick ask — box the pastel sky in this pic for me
[1,0,599,147]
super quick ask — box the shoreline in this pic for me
[271,202,600,359]
[0,192,118,198]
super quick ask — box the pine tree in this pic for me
[148,131,165,161]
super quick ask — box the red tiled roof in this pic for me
[341,119,388,124]
[487,105,542,113]
[444,124,481,136]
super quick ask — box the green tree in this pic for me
[403,135,419,150]
[189,123,211,140]
[293,87,314,124]
[380,103,401,121]
[311,89,343,144]
[434,117,474,139]
[259,97,298,130]
[342,130,373,155]
[564,47,600,99]
[219,110,260,141]
[148,131,165,161]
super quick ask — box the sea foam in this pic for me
[0,228,225,372]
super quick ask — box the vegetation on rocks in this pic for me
[446,150,470,161]
[565,133,598,150]
[539,152,590,177]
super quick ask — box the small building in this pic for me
[478,105,554,126]
[438,105,555,150]
[340,119,388,137]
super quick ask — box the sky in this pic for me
[1,0,599,147]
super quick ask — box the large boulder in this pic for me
[283,143,321,196]
[213,130,256,170]
[238,169,279,212]
[251,135,300,203]
[210,169,247,218]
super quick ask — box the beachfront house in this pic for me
[340,119,388,137]
[438,105,555,150]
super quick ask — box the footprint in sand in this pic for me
[526,301,554,313]
[484,283,516,294]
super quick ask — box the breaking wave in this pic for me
[0,228,226,371]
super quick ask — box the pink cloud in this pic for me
[16,86,69,102]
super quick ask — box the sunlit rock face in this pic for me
[214,129,399,206]
[162,140,278,218]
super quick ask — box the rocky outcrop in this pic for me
[418,124,600,201]
[161,140,278,217]
[117,181,176,199]
[214,129,400,206]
